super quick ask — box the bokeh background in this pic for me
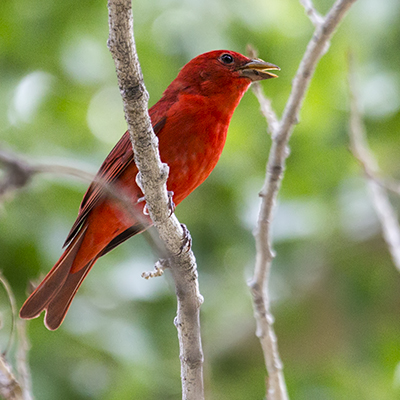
[1,0,400,398]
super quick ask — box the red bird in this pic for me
[20,50,279,330]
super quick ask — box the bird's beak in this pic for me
[239,58,280,81]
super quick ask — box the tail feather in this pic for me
[44,260,94,330]
[19,226,88,322]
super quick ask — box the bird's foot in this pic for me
[178,223,192,254]
[167,191,175,217]
[137,195,149,215]
[137,191,174,217]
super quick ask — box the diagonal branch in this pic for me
[0,147,96,201]
[0,147,170,258]
[107,1,204,399]
[348,55,400,271]
[252,82,279,135]
[247,46,279,135]
[249,0,357,399]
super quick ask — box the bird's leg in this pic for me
[178,223,192,254]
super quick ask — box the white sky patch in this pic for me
[87,85,127,144]
[271,199,327,241]
[61,36,110,84]
[70,360,110,398]
[65,299,154,363]
[338,178,380,240]
[359,71,400,118]
[152,8,230,57]
[242,186,327,242]
[352,0,400,32]
[108,258,168,301]
[8,71,53,124]
[97,319,154,363]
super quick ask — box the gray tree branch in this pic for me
[249,0,358,398]
[107,1,204,399]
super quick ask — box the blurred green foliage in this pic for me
[1,0,400,398]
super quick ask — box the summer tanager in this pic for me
[20,50,279,330]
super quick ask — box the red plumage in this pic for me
[20,50,279,330]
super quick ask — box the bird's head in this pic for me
[174,50,279,96]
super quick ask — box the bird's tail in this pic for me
[19,226,95,330]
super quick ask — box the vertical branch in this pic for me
[249,0,357,398]
[106,2,204,399]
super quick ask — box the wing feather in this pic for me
[64,116,167,246]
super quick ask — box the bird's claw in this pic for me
[137,195,149,215]
[178,223,192,255]
[167,191,175,217]
[137,192,174,217]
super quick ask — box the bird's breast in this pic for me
[158,111,229,205]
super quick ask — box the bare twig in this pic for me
[15,321,32,400]
[0,148,168,252]
[300,0,325,27]
[141,260,166,279]
[0,273,17,356]
[252,83,279,135]
[0,273,33,400]
[0,148,95,201]
[0,273,24,400]
[107,1,204,399]
[0,357,23,400]
[32,163,95,183]
[348,55,400,270]
[0,149,33,198]
[378,178,400,197]
[249,0,357,398]
[247,46,279,135]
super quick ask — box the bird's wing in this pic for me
[64,116,167,246]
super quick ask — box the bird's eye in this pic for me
[220,53,234,65]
